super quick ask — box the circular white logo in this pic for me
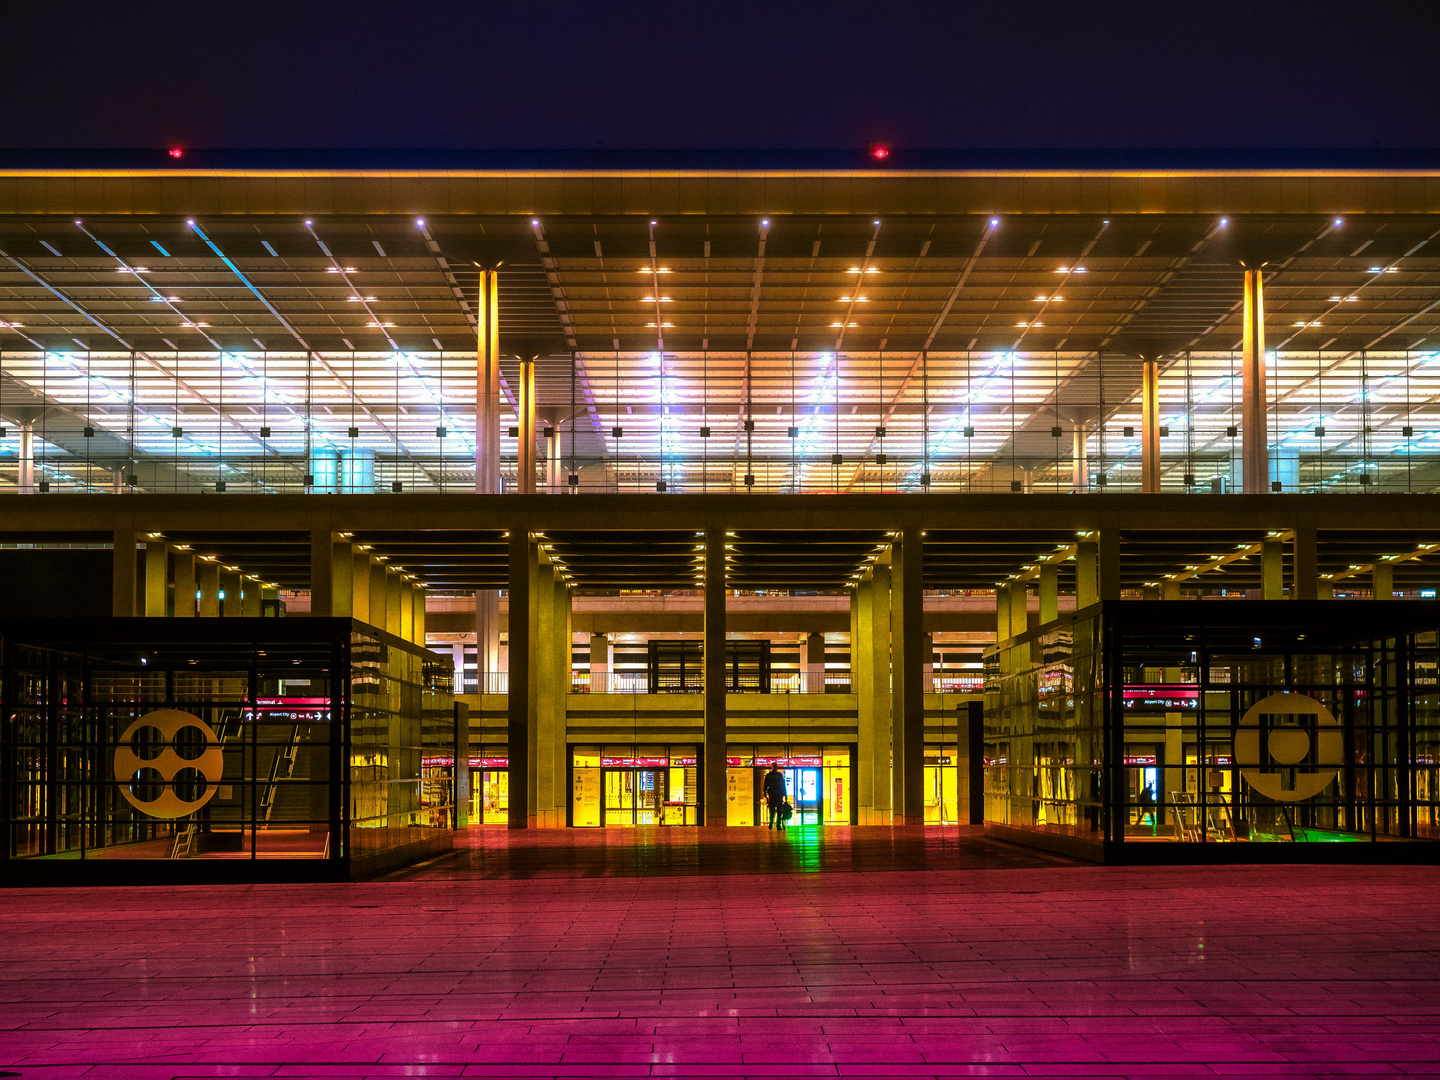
[113,709,225,819]
[1235,692,1341,802]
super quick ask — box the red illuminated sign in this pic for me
[1122,685,1198,711]
[601,756,670,768]
[250,696,330,721]
[739,755,822,768]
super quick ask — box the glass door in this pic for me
[786,767,822,825]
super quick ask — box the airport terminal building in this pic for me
[2,149,1439,878]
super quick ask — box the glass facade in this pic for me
[725,745,854,826]
[983,602,1440,854]
[570,744,699,826]
[2,618,456,880]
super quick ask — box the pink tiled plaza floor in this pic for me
[2,826,1438,1078]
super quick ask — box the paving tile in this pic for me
[0,827,1436,1078]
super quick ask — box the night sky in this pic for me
[3,1,1438,152]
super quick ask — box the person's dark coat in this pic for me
[763,768,787,807]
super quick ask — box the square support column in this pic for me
[475,269,502,494]
[172,550,195,618]
[589,632,610,692]
[112,525,138,618]
[413,587,426,645]
[1292,523,1318,601]
[399,583,414,641]
[1009,582,1028,640]
[369,562,388,629]
[703,527,727,825]
[241,578,262,617]
[386,574,403,637]
[855,564,891,824]
[220,569,242,617]
[1241,267,1270,493]
[1373,562,1394,600]
[1038,565,1058,625]
[517,359,537,495]
[534,564,564,827]
[197,561,220,618]
[144,541,168,617]
[352,552,371,623]
[891,525,924,824]
[330,540,353,618]
[506,530,531,829]
[309,527,334,617]
[1098,530,1122,602]
[1140,358,1161,494]
[1261,539,1284,599]
[1076,541,1099,608]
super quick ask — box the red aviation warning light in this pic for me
[168,147,184,159]
[868,143,891,162]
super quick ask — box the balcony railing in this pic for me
[458,671,982,695]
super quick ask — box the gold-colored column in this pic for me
[144,540,168,617]
[1140,359,1161,494]
[1373,562,1394,600]
[517,358,537,494]
[475,269,502,494]
[703,526,728,825]
[172,549,196,617]
[1241,267,1270,494]
[197,560,220,618]
[1261,540,1284,599]
[112,525,138,617]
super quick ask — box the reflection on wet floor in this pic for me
[385,824,1076,880]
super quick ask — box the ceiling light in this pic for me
[641,296,673,302]
[0,321,23,328]
[838,296,869,302]
[830,321,859,328]
[1054,266,1086,274]
[180,321,209,328]
[1016,321,1043,328]
[346,295,378,302]
[367,321,396,328]
[1368,266,1399,274]
[148,295,181,302]
[1293,320,1322,327]
[325,267,359,274]
[646,322,674,328]
[1035,295,1062,302]
[116,266,150,274]
[1329,295,1359,302]
[845,267,880,274]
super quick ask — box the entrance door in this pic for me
[480,769,508,825]
[635,769,664,825]
[785,767,822,825]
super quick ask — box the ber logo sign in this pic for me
[114,709,225,819]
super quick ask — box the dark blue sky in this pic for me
[4,0,1437,151]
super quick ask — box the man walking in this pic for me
[763,764,787,830]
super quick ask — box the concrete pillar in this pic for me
[1076,541,1099,608]
[507,530,531,828]
[517,358,537,494]
[309,528,333,617]
[922,632,934,693]
[996,585,1012,640]
[1009,583,1029,639]
[1318,578,1335,600]
[112,525,137,617]
[703,526,727,825]
[803,631,826,692]
[1140,358,1161,494]
[1241,267,1270,493]
[352,552,371,624]
[534,565,565,827]
[197,560,220,618]
[369,561,388,630]
[475,269,501,494]
[413,587,426,645]
[1261,539,1284,600]
[1373,562,1394,600]
[220,569,242,617]
[144,541,168,617]
[1038,565,1058,624]
[16,423,34,493]
[399,582,414,641]
[855,565,891,824]
[451,642,465,689]
[242,578,262,617]
[330,540,353,618]
[475,591,500,688]
[589,632,610,692]
[172,550,195,617]
[1161,580,1182,601]
[891,525,924,824]
[1292,523,1318,601]
[1071,424,1088,493]
[1098,531,1121,602]
[386,573,403,637]
[544,427,563,492]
